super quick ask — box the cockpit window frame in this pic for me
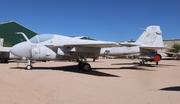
[30,34,54,43]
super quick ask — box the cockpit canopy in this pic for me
[72,36,97,41]
[30,34,54,43]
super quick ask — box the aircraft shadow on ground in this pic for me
[94,66,155,71]
[112,62,157,67]
[0,62,9,64]
[112,62,177,68]
[10,65,120,77]
[160,86,180,91]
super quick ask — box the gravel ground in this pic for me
[0,59,180,104]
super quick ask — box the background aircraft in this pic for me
[10,25,166,71]
[0,38,20,63]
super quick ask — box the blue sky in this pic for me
[0,0,180,41]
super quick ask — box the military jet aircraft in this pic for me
[10,32,119,71]
[10,25,166,71]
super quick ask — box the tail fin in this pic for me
[135,26,164,47]
[0,38,4,47]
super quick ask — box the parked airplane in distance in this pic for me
[0,38,20,63]
[10,25,166,71]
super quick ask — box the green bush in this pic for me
[3,41,12,47]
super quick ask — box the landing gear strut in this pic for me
[26,60,33,70]
[140,59,145,65]
[156,62,158,65]
[140,58,160,65]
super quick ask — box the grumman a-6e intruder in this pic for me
[10,25,166,71]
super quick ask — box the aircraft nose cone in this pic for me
[10,42,32,58]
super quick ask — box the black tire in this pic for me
[78,61,83,69]
[82,63,91,72]
[140,61,145,65]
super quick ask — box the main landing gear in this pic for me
[78,61,91,72]
[140,58,159,65]
[140,58,146,65]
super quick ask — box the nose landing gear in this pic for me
[26,60,33,70]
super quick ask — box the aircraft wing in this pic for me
[50,42,120,48]
[0,47,11,52]
[139,46,169,50]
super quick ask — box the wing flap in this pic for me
[140,46,169,50]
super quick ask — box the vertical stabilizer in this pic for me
[135,26,164,47]
[0,38,4,47]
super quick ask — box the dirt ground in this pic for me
[0,59,180,104]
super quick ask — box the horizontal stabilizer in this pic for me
[165,51,180,55]
[118,43,139,47]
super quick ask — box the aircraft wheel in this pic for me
[82,63,91,72]
[26,65,33,70]
[78,61,83,69]
[140,61,144,65]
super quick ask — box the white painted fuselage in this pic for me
[100,46,140,56]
